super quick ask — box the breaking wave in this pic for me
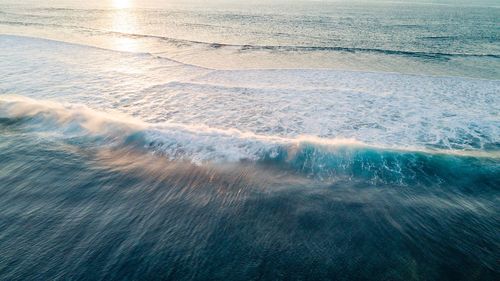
[1,95,498,186]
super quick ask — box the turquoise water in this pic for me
[0,1,499,280]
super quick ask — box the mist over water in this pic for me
[0,1,499,280]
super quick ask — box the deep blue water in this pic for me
[0,1,499,280]
[0,109,499,280]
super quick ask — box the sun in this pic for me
[113,0,130,9]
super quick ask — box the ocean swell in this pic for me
[1,95,498,186]
[2,20,499,60]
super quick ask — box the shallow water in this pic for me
[0,1,499,280]
[1,0,499,78]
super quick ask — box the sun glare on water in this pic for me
[109,0,141,53]
[113,0,131,9]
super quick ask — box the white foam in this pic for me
[0,35,499,155]
[1,95,497,165]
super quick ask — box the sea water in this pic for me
[0,1,499,280]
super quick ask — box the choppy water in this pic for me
[0,1,499,280]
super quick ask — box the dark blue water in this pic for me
[0,1,499,280]
[1,116,498,280]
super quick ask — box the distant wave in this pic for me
[0,20,86,31]
[2,20,499,60]
[93,30,500,60]
[0,34,211,70]
[1,95,498,185]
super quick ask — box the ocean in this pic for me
[0,0,499,280]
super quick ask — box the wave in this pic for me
[2,20,499,60]
[1,95,498,185]
[0,34,211,71]
[0,20,86,30]
[65,29,500,60]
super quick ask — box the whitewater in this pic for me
[0,1,499,280]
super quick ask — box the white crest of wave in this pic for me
[1,95,496,163]
[0,95,365,163]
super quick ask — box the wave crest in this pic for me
[1,95,498,184]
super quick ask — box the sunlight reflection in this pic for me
[110,8,141,52]
[113,0,131,9]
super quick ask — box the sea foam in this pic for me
[1,95,498,186]
[0,35,499,156]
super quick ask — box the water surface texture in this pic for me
[0,1,499,280]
